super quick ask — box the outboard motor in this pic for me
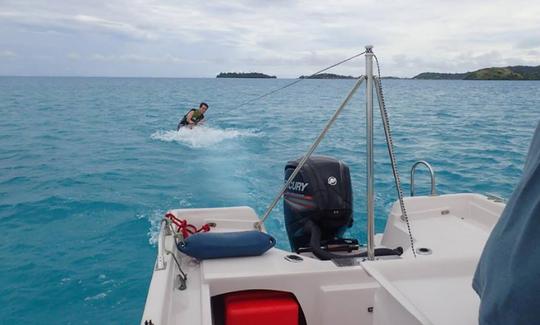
[284,156,353,253]
[284,155,404,260]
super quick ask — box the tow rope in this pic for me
[165,213,211,239]
[235,50,367,108]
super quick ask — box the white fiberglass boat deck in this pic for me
[142,193,503,325]
[142,46,511,325]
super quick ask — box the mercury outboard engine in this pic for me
[284,155,403,260]
[284,156,353,251]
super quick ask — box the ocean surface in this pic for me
[1,76,539,323]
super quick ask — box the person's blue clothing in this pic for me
[473,121,540,324]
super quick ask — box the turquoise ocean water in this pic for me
[1,77,539,323]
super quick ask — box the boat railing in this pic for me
[485,193,506,203]
[255,45,417,260]
[410,160,437,196]
[156,219,170,270]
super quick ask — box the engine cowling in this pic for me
[283,155,353,252]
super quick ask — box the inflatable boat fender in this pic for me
[177,230,276,260]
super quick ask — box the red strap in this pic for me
[165,213,211,239]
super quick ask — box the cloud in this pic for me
[67,52,81,60]
[0,11,155,41]
[0,50,16,58]
[86,53,202,64]
[73,14,156,40]
[515,35,540,50]
[1,0,540,77]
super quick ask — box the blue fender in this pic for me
[177,231,276,260]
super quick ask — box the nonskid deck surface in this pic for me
[141,194,504,325]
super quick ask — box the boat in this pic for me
[141,46,510,325]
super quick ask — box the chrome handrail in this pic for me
[156,219,169,270]
[410,160,436,196]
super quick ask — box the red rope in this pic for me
[165,213,211,238]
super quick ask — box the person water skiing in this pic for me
[177,102,209,130]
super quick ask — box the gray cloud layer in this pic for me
[1,0,539,77]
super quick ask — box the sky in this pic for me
[1,0,539,78]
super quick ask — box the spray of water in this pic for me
[151,126,259,148]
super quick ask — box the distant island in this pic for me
[299,73,355,79]
[216,72,276,78]
[414,65,540,80]
[299,73,403,80]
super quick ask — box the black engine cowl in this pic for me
[284,155,353,252]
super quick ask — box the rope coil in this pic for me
[165,213,211,239]
[160,216,190,290]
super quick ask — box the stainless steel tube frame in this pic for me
[410,160,437,196]
[256,76,365,229]
[365,45,375,261]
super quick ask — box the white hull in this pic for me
[142,193,504,325]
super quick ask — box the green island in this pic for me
[299,73,402,79]
[299,73,355,79]
[414,66,540,80]
[216,72,276,78]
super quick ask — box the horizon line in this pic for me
[0,74,411,79]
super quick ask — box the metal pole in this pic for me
[365,45,375,260]
[256,76,365,229]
